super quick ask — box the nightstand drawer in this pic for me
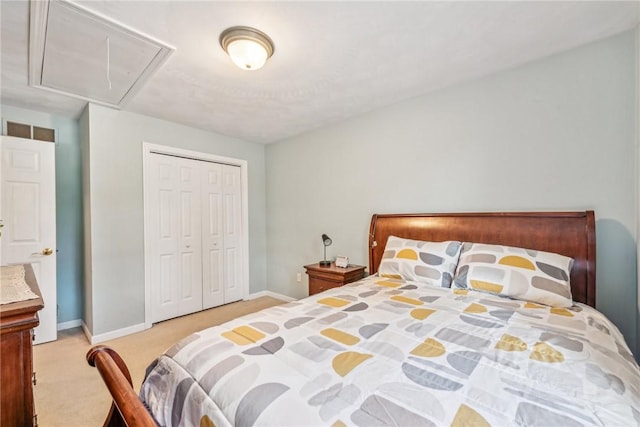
[304,262,366,296]
[308,277,342,295]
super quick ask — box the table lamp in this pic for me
[320,234,332,267]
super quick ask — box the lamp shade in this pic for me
[220,26,274,71]
[322,234,332,246]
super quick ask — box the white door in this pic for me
[147,151,245,322]
[201,162,224,308]
[1,136,57,344]
[147,153,203,322]
[201,163,243,307]
[221,165,243,304]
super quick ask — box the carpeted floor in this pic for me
[32,296,285,426]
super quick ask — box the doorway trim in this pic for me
[142,142,250,329]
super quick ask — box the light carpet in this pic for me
[33,296,285,426]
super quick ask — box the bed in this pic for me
[87,211,640,427]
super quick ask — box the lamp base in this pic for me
[318,260,332,267]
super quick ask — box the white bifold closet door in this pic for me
[148,153,243,323]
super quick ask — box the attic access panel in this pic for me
[29,0,174,108]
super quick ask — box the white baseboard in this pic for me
[57,319,82,331]
[247,290,296,302]
[82,321,147,345]
[79,292,293,344]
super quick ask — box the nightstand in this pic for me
[304,262,366,296]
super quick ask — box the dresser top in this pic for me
[0,264,44,325]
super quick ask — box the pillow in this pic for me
[378,236,462,287]
[452,242,574,307]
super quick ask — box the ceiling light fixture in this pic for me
[219,26,274,71]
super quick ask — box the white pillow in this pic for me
[452,242,574,307]
[378,236,462,287]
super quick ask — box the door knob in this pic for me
[32,248,54,256]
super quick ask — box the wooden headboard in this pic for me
[368,211,596,307]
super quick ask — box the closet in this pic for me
[146,152,243,323]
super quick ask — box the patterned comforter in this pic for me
[140,276,640,426]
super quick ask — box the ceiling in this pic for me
[1,1,639,144]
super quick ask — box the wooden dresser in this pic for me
[305,262,367,296]
[1,264,44,426]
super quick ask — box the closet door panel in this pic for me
[149,155,204,322]
[149,155,180,322]
[176,159,203,316]
[222,165,243,303]
[202,163,224,309]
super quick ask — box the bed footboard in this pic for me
[86,345,157,427]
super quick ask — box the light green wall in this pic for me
[1,104,84,325]
[83,104,267,336]
[266,30,639,357]
[636,27,640,364]
[3,30,637,357]
[79,106,92,331]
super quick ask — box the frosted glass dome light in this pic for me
[220,26,274,71]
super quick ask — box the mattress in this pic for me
[140,275,640,426]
